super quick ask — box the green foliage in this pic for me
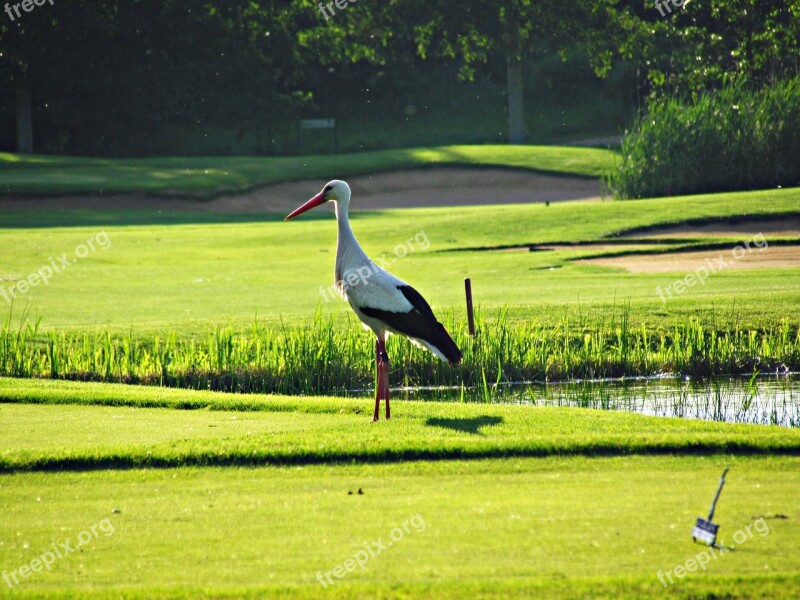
[588,0,800,98]
[608,77,800,198]
[1,0,314,156]
[0,0,627,156]
[3,0,799,156]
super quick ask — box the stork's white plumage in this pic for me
[285,180,461,421]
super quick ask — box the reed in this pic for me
[1,308,797,398]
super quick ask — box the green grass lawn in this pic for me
[1,379,799,598]
[0,458,797,599]
[1,150,799,598]
[0,145,616,196]
[1,186,798,337]
[2,379,799,471]
[1,184,797,393]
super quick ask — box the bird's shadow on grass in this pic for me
[425,415,503,435]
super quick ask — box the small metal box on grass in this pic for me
[691,467,731,549]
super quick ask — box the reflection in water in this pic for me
[391,375,800,428]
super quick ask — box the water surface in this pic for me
[394,375,800,428]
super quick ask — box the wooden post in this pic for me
[465,278,475,336]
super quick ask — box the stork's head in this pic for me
[285,180,350,220]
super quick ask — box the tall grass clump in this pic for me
[608,77,800,199]
[1,309,798,397]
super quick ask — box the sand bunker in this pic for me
[0,168,602,213]
[624,217,800,240]
[537,243,649,253]
[578,245,800,273]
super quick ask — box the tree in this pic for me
[400,0,592,144]
[0,0,313,155]
[583,0,800,99]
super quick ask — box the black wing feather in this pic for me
[360,285,462,363]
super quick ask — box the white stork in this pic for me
[285,180,462,421]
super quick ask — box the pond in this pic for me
[392,375,800,428]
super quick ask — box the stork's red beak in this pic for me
[285,191,326,220]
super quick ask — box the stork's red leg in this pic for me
[373,339,381,422]
[382,346,391,420]
[371,337,391,421]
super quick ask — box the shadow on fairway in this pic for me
[426,415,503,435]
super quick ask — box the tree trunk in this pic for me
[16,86,33,154]
[506,54,526,144]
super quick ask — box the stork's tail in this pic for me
[427,322,462,364]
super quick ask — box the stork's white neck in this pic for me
[334,193,349,222]
[334,195,371,283]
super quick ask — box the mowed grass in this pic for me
[1,186,799,336]
[1,381,799,597]
[0,455,798,598]
[2,185,798,393]
[1,153,799,597]
[2,379,800,471]
[0,145,616,196]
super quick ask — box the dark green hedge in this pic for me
[609,77,800,199]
